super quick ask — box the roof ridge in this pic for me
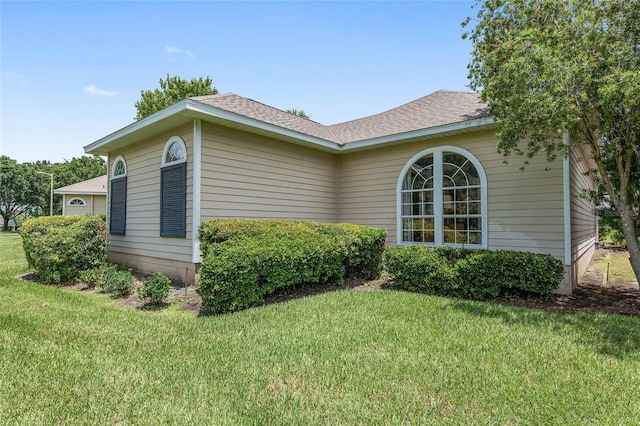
[190,90,488,145]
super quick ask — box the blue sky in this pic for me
[1,1,476,163]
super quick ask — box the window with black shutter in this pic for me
[160,136,187,238]
[110,177,127,235]
[160,163,186,237]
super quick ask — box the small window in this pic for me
[68,198,86,206]
[162,136,187,167]
[160,137,187,237]
[112,155,127,177]
[110,156,127,235]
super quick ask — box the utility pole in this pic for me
[36,171,54,216]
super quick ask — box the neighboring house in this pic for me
[84,91,596,294]
[54,175,107,216]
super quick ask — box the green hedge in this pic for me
[20,215,107,284]
[198,219,386,315]
[385,246,565,299]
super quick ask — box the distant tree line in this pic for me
[0,155,106,231]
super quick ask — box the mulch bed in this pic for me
[17,248,639,317]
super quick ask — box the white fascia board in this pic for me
[84,101,189,154]
[54,190,106,195]
[183,100,341,151]
[341,117,497,152]
[84,98,496,156]
[84,99,342,154]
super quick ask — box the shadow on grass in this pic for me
[449,299,640,359]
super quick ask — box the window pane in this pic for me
[114,160,125,177]
[166,142,186,163]
[404,155,434,191]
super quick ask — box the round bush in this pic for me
[138,272,172,305]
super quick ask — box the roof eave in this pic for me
[54,190,106,195]
[340,117,497,152]
[84,99,342,156]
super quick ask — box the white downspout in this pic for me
[563,133,571,266]
[192,119,202,265]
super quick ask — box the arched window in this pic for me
[162,136,187,167]
[110,156,127,235]
[160,136,187,238]
[112,155,127,178]
[68,197,86,206]
[397,146,487,247]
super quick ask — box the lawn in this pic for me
[1,234,640,424]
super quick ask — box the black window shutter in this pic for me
[160,162,186,238]
[110,177,127,235]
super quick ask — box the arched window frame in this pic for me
[161,136,187,167]
[110,155,127,235]
[67,197,86,206]
[111,155,127,179]
[160,136,187,238]
[396,146,488,248]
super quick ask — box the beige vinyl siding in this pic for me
[92,195,106,215]
[569,143,597,289]
[108,251,197,285]
[63,194,107,216]
[107,124,194,267]
[200,123,338,222]
[64,195,91,216]
[338,129,566,259]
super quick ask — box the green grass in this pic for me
[2,234,640,424]
[599,250,638,282]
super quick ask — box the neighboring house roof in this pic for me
[85,91,494,156]
[54,175,107,195]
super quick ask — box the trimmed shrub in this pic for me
[455,250,564,298]
[78,264,115,289]
[102,268,134,297]
[138,272,172,305]
[385,246,565,299]
[384,246,458,295]
[20,215,107,284]
[333,223,387,280]
[198,219,386,315]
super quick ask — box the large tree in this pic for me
[134,74,218,120]
[0,156,44,230]
[463,0,640,286]
[286,108,311,119]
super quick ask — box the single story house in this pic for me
[84,90,596,294]
[54,175,107,216]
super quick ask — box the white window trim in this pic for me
[396,146,488,248]
[67,197,87,206]
[111,155,127,179]
[161,136,187,167]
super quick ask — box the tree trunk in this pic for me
[1,213,8,232]
[618,207,640,294]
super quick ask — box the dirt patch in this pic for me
[16,247,639,317]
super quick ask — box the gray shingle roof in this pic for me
[54,175,107,194]
[191,93,340,142]
[191,90,489,145]
[329,90,490,143]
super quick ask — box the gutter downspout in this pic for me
[192,119,202,267]
[563,133,572,267]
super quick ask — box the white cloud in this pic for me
[4,71,29,85]
[165,45,195,58]
[84,85,119,96]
